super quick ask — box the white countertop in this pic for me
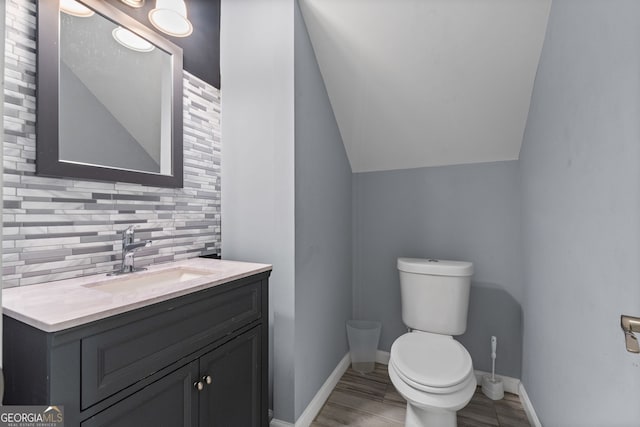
[2,258,272,332]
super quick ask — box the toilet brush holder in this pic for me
[481,375,504,400]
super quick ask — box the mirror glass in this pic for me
[37,0,183,187]
[59,9,172,174]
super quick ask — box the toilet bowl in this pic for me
[390,257,475,427]
[389,331,476,427]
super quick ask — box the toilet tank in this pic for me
[397,258,473,335]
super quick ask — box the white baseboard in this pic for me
[294,352,351,427]
[376,350,390,365]
[270,352,351,427]
[474,371,543,427]
[518,382,542,427]
[270,420,294,427]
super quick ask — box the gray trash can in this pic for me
[346,320,381,374]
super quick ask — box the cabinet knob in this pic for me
[194,381,204,391]
[203,375,212,385]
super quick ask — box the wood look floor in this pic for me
[311,363,531,427]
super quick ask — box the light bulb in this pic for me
[119,0,145,7]
[148,0,193,38]
[60,0,95,17]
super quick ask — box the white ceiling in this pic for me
[299,0,551,173]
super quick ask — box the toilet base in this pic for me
[405,403,457,427]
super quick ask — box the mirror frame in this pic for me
[37,0,184,188]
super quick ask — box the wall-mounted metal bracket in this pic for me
[621,315,640,353]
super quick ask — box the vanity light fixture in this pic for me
[148,0,193,38]
[119,0,145,7]
[112,27,155,52]
[60,0,95,17]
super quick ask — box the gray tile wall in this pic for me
[2,0,221,287]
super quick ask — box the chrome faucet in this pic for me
[108,225,152,276]
[621,315,640,353]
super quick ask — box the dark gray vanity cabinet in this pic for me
[82,327,261,427]
[2,272,270,427]
[81,361,200,427]
[198,326,262,426]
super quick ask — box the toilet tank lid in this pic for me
[397,258,473,276]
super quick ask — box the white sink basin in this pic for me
[84,267,214,295]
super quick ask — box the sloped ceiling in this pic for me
[299,0,551,173]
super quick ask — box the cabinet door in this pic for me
[199,326,261,427]
[82,361,199,427]
[81,281,261,409]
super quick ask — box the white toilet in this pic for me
[389,257,476,427]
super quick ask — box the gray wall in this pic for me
[353,161,523,378]
[220,0,296,422]
[221,2,352,422]
[294,2,353,419]
[520,0,640,425]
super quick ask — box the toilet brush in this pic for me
[481,336,504,400]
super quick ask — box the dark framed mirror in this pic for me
[37,0,184,187]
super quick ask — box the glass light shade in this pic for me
[112,27,155,52]
[119,0,145,7]
[148,0,193,37]
[60,0,95,17]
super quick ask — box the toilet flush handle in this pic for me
[620,315,640,353]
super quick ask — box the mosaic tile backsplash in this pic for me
[2,0,221,287]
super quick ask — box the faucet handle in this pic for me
[122,225,140,241]
[124,225,138,234]
[121,225,139,246]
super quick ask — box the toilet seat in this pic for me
[390,332,473,394]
